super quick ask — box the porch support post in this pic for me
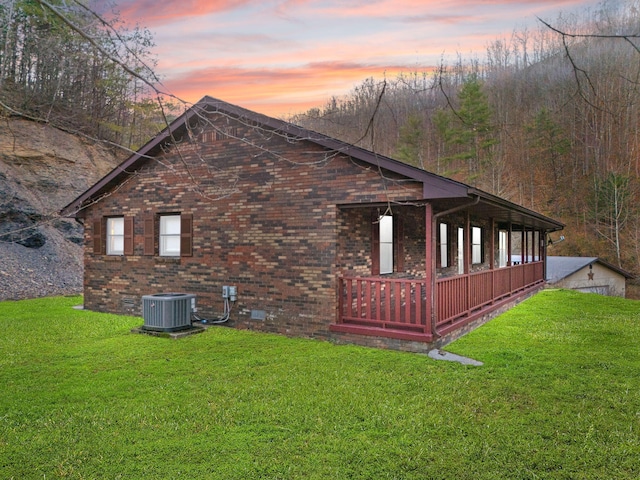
[542,229,548,280]
[521,225,526,286]
[425,203,434,337]
[465,210,471,313]
[507,222,512,267]
[464,211,470,275]
[490,218,495,301]
[508,222,513,291]
[489,218,495,270]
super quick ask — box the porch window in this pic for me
[379,215,393,274]
[438,223,449,268]
[498,229,508,267]
[107,217,124,255]
[472,226,483,264]
[524,230,541,262]
[457,227,465,274]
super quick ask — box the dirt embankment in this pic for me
[0,118,118,300]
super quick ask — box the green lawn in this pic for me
[1,290,639,479]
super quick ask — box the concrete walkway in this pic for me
[428,349,483,366]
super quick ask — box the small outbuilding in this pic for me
[546,256,634,297]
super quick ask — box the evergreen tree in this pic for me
[434,76,499,185]
[395,113,425,169]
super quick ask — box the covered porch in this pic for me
[331,194,563,344]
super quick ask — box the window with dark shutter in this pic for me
[180,214,193,257]
[124,217,134,255]
[143,215,155,255]
[93,218,105,255]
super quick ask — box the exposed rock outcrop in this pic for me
[0,118,118,300]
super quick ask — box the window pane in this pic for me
[108,217,124,235]
[109,236,124,253]
[379,215,393,242]
[161,236,181,255]
[472,226,481,245]
[472,226,482,264]
[160,215,181,235]
[379,215,393,274]
[457,228,464,274]
[498,230,508,268]
[380,244,393,274]
[160,215,181,256]
[106,217,124,255]
[472,245,482,264]
[439,223,448,268]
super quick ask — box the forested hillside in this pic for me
[292,1,640,278]
[0,0,167,299]
[0,0,169,150]
[0,0,637,299]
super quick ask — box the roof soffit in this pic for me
[60,95,563,233]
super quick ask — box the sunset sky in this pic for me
[114,0,600,117]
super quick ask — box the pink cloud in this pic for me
[116,0,256,25]
[118,0,601,117]
[161,61,433,116]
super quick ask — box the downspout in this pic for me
[430,195,481,337]
[433,195,481,221]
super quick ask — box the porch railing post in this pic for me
[465,210,471,316]
[425,203,433,337]
[490,218,495,302]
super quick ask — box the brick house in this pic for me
[62,96,564,352]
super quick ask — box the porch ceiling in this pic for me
[432,196,564,232]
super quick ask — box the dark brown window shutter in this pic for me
[371,211,380,276]
[143,215,155,255]
[180,213,193,257]
[124,216,134,256]
[395,216,404,273]
[93,218,105,255]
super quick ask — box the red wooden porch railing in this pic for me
[337,261,545,338]
[435,261,543,329]
[338,277,429,334]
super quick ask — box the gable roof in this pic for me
[547,256,635,282]
[60,95,563,232]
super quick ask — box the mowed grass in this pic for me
[1,290,639,479]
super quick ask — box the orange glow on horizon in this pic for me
[119,0,600,117]
[161,64,438,118]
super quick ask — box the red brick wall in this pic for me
[81,113,424,340]
[336,206,427,278]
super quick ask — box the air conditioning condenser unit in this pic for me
[141,293,195,332]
